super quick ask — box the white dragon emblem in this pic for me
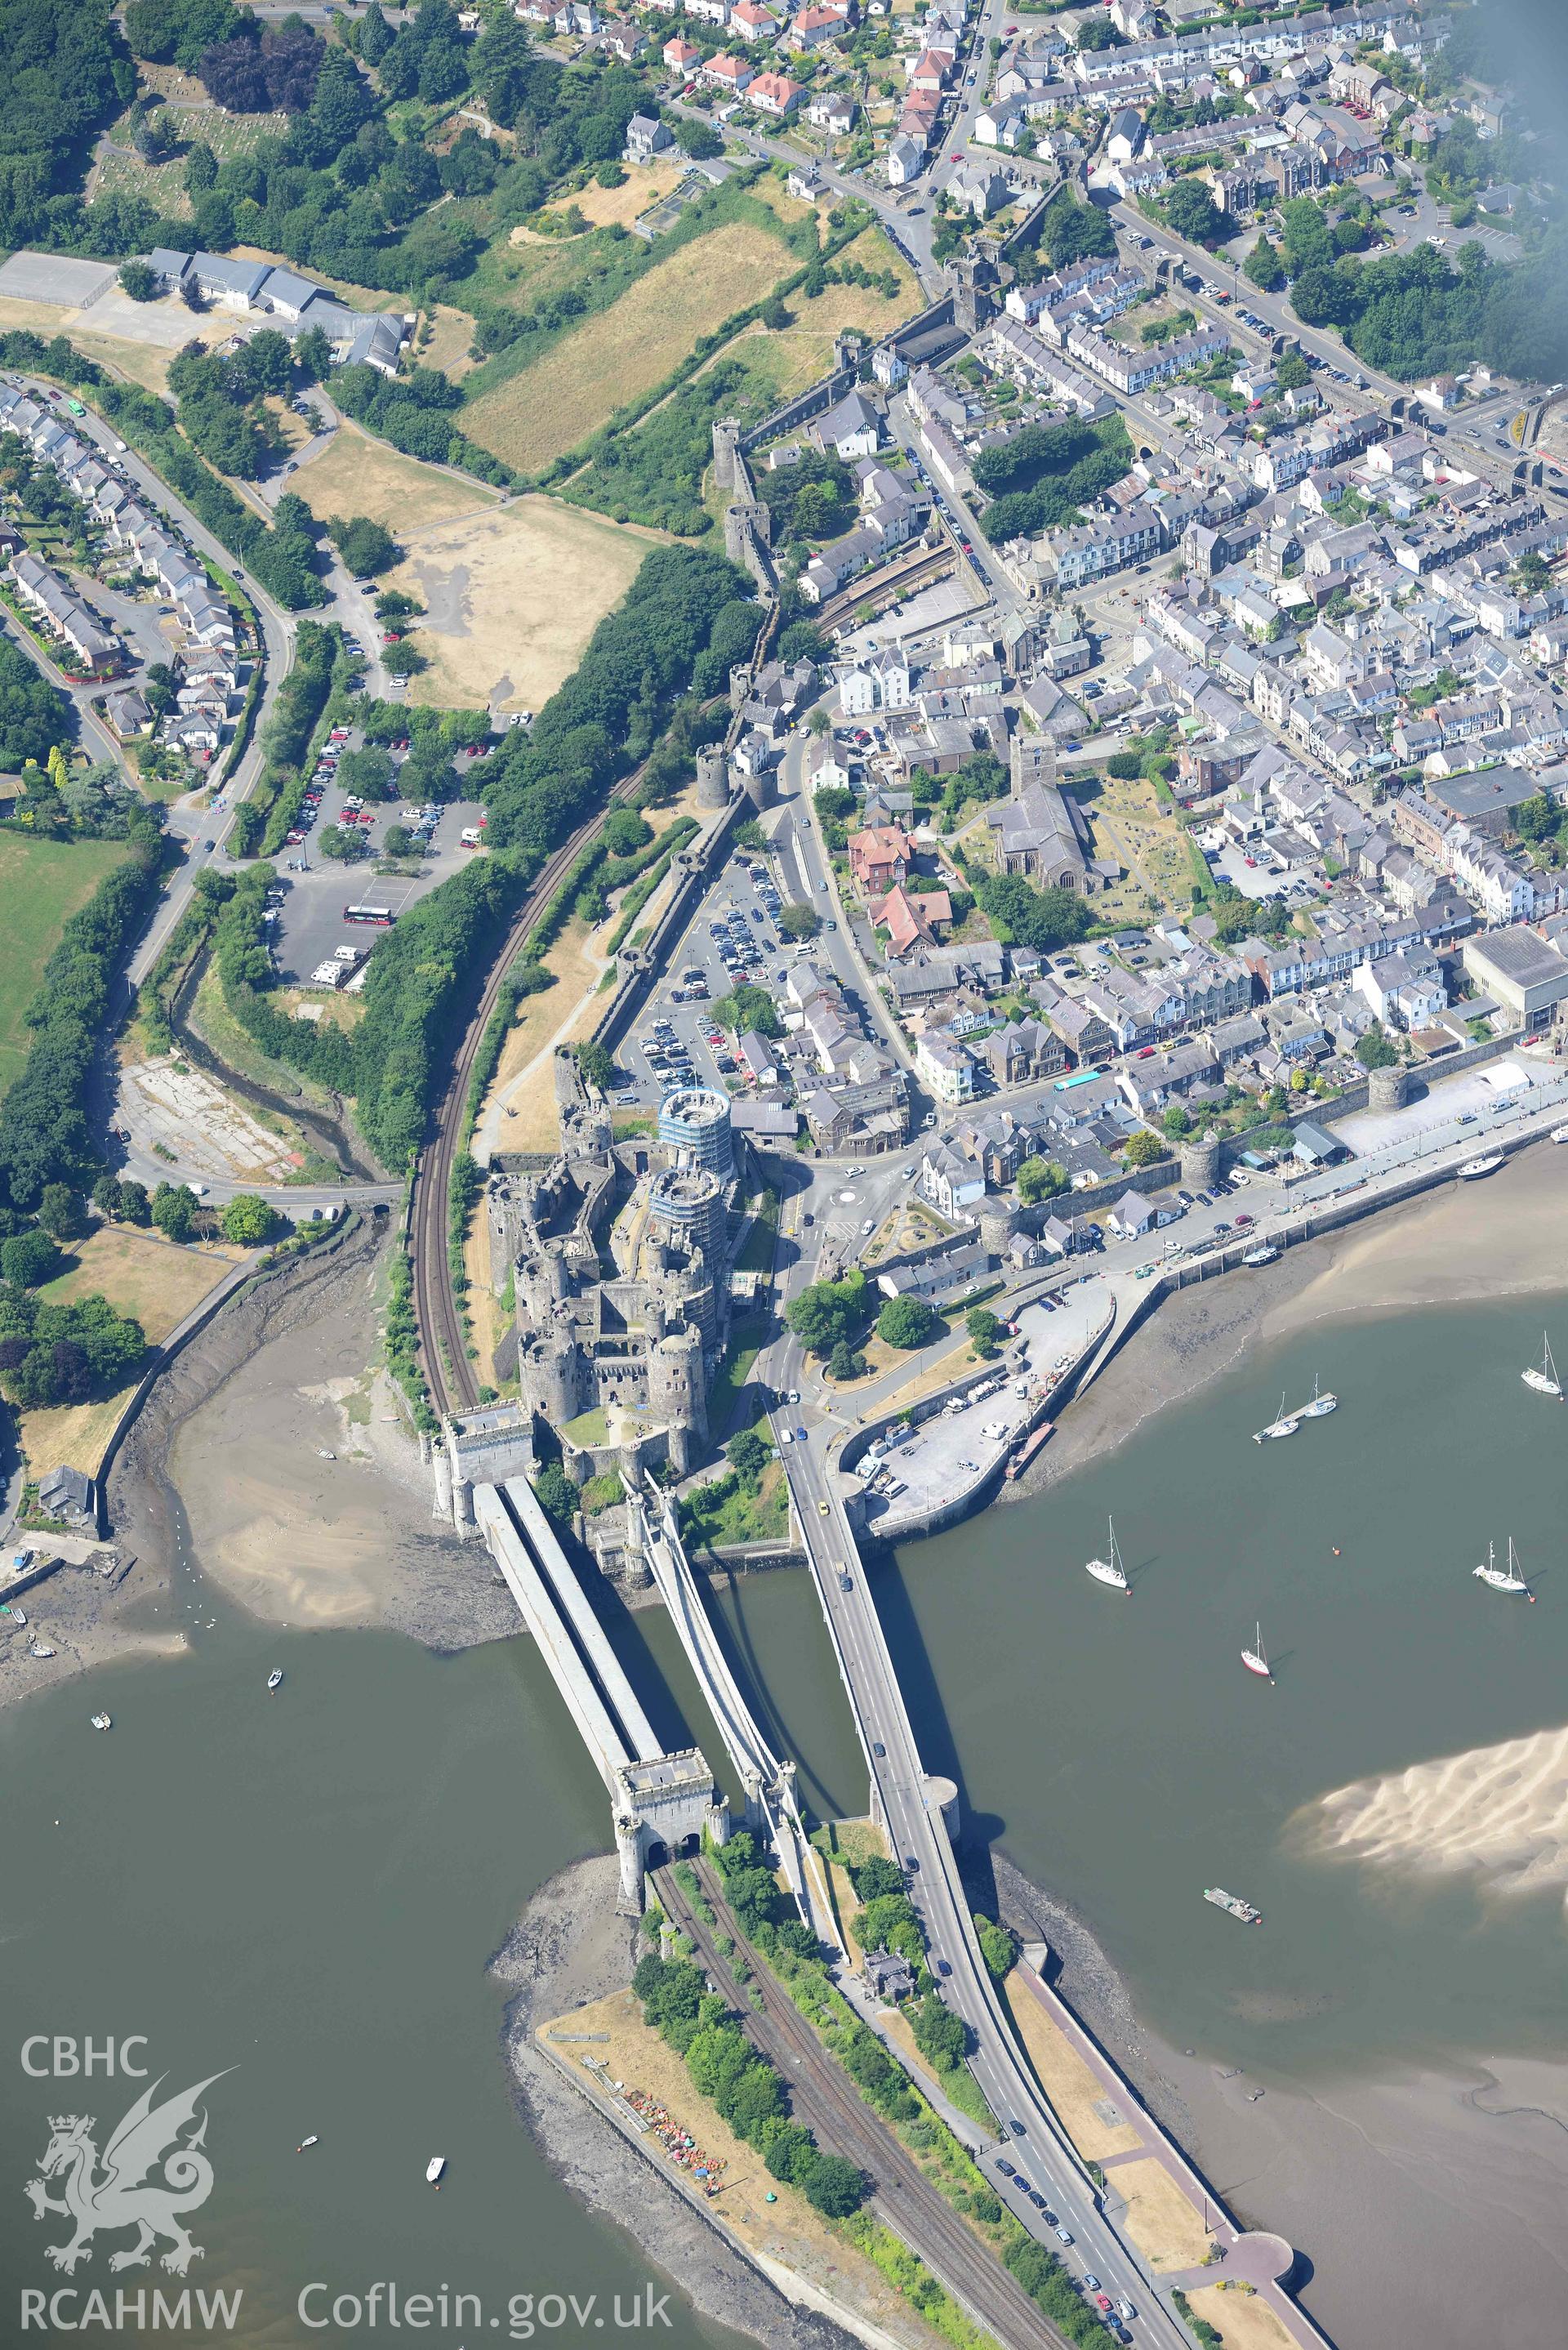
[24,2073,230,2276]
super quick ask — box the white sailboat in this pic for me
[1297,1374,1337,1420]
[1084,1517,1129,1594]
[1459,1152,1504,1179]
[1472,1538,1535,1600]
[1252,1392,1298,1443]
[1521,1334,1561,1400]
[1241,1624,1272,1681]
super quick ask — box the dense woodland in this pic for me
[973,416,1135,546]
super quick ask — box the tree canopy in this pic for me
[786,1269,867,1357]
[877,1294,938,1350]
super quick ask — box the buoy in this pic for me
[1332,1546,1340,1556]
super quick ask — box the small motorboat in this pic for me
[425,2156,446,2188]
[7,1607,25,1626]
[29,1642,55,1659]
[296,2135,319,2153]
[267,1668,284,1692]
[318,1450,336,1461]
[90,1712,112,1731]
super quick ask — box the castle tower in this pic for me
[657,1087,733,1179]
[696,747,730,812]
[711,417,743,493]
[1367,1064,1410,1113]
[1180,1135,1223,1193]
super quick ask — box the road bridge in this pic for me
[474,1479,726,1908]
[770,1410,1205,2350]
[629,1480,844,1956]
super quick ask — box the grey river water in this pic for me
[4,1293,1566,2346]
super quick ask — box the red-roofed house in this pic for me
[789,6,843,47]
[703,51,755,91]
[849,823,913,896]
[749,69,803,114]
[907,49,951,92]
[663,33,701,67]
[732,0,779,33]
[871,884,954,956]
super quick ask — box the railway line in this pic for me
[814,544,957,631]
[655,1862,1079,2350]
[410,772,644,1419]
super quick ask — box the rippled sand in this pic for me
[1298,1725,1568,1909]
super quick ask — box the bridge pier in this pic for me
[614,1764,731,1913]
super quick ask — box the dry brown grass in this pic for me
[481,916,612,1155]
[1109,2160,1214,2272]
[462,219,795,472]
[546,159,686,231]
[418,303,479,380]
[0,296,234,396]
[388,495,656,715]
[37,1227,238,1348]
[541,1991,947,2350]
[20,1231,239,1478]
[1187,2285,1296,2350]
[1000,1971,1145,2162]
[20,1394,140,1482]
[289,422,497,535]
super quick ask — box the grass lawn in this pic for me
[679,1458,791,1550]
[289,423,500,536]
[38,1224,239,1346]
[0,835,129,1101]
[380,494,656,716]
[706,1312,769,1443]
[461,216,797,473]
[736,1188,779,1276]
[1083,770,1205,921]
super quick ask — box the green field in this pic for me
[0,834,130,1099]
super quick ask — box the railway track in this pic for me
[410,774,644,1419]
[814,545,956,631]
[655,1862,1078,2350]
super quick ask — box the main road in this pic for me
[770,1396,1191,2347]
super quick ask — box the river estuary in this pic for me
[6,1282,1568,2348]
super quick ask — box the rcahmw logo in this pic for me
[20,2046,243,2332]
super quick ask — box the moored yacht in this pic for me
[1297,1375,1337,1420]
[1084,1517,1129,1594]
[1241,1625,1272,1681]
[1521,1335,1561,1400]
[1473,1538,1534,1599]
[1459,1152,1504,1180]
[1252,1392,1298,1443]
